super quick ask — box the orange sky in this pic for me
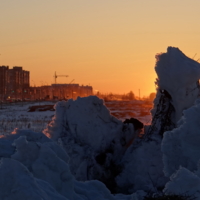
[1,0,200,97]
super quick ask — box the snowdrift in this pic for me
[154,46,200,124]
[0,129,141,200]
[162,99,200,198]
[43,96,138,192]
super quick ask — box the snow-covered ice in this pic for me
[44,96,139,193]
[162,99,200,177]
[155,46,200,123]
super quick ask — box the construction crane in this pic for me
[69,79,75,84]
[54,72,68,84]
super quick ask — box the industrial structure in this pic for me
[53,71,68,84]
[0,66,93,101]
[29,84,93,100]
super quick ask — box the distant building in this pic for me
[0,66,9,96]
[0,65,30,99]
[8,66,30,95]
[0,65,93,100]
[28,84,93,100]
[50,84,93,99]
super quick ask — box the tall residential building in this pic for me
[0,66,30,98]
[9,66,30,94]
[0,66,9,96]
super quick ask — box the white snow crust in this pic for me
[116,139,168,194]
[155,46,200,122]
[0,158,67,200]
[0,97,143,200]
[44,96,137,190]
[161,99,200,198]
[0,129,142,200]
[164,167,200,198]
[162,99,200,177]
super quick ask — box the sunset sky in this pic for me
[1,0,200,97]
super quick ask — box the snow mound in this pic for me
[44,96,138,192]
[156,47,200,92]
[44,96,134,152]
[0,158,67,200]
[155,46,200,123]
[0,129,138,200]
[162,99,200,177]
[11,135,74,199]
[116,138,168,194]
[164,167,200,199]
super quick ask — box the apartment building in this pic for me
[0,66,30,99]
[0,66,9,96]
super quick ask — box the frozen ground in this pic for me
[0,100,152,136]
[0,101,55,136]
[0,97,150,200]
[105,100,152,124]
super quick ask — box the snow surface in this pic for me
[0,101,54,135]
[0,129,143,200]
[0,100,151,136]
[162,99,200,177]
[164,167,200,198]
[155,46,200,123]
[116,138,168,194]
[44,96,139,193]
[160,99,200,198]
[0,97,146,200]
